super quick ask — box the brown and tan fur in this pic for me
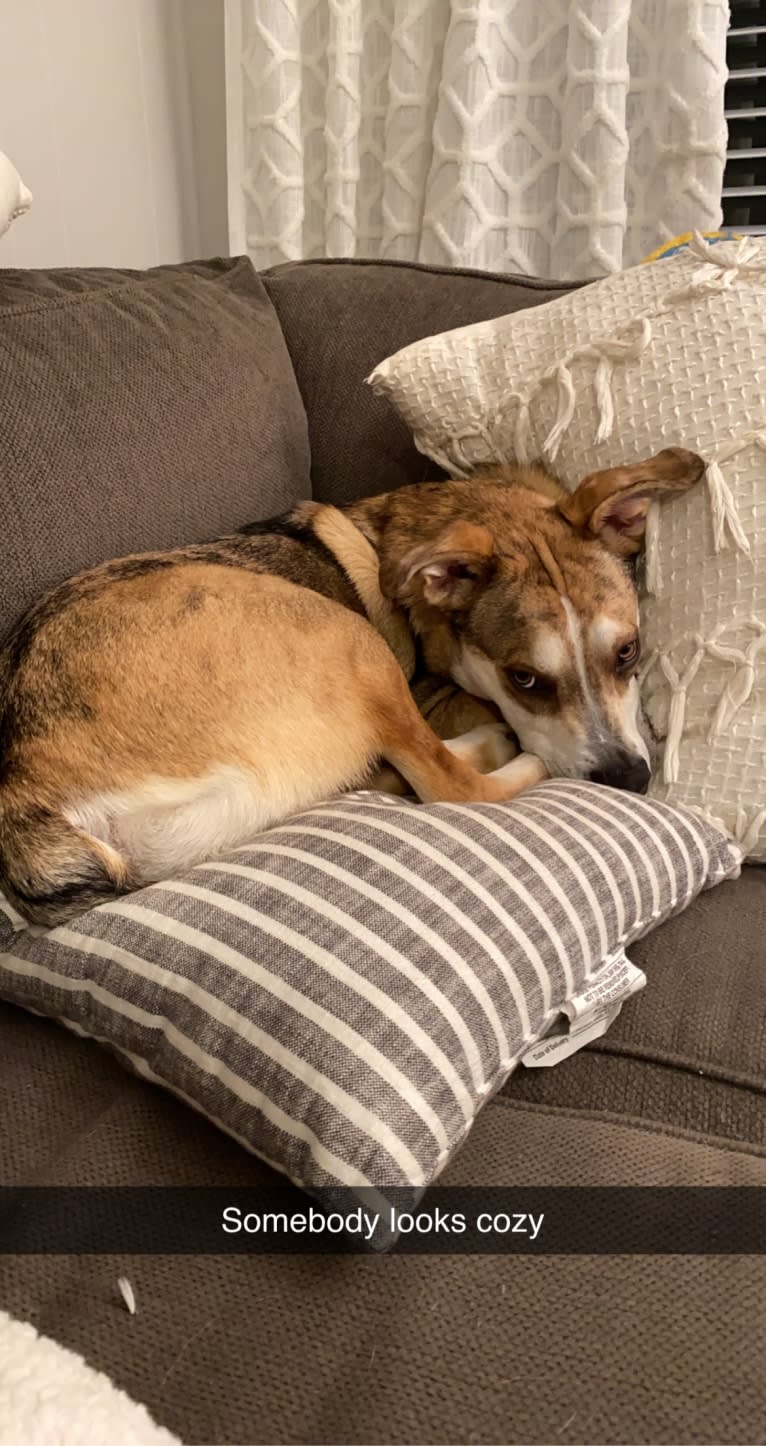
[0,447,703,925]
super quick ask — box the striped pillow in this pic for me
[0,782,738,1203]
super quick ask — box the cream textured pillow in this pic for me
[368,235,766,860]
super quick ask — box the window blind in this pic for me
[724,0,766,234]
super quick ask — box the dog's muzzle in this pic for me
[589,754,651,795]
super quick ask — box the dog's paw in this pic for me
[490,752,549,790]
[444,721,518,773]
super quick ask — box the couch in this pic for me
[0,255,764,1446]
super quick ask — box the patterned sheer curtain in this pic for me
[225,0,729,279]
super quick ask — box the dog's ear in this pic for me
[558,447,705,556]
[383,520,496,610]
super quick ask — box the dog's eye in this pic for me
[616,639,640,671]
[509,669,538,690]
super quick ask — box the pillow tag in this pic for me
[520,949,646,1068]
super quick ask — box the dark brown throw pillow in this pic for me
[0,257,310,642]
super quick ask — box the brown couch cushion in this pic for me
[263,257,584,504]
[1,991,764,1446]
[0,257,310,644]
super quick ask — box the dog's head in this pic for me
[381,447,704,790]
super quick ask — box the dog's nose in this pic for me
[589,757,651,794]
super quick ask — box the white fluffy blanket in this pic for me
[0,1311,179,1446]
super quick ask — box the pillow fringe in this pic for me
[641,618,766,793]
[643,503,663,596]
[680,799,760,862]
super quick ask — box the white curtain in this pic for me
[226,0,729,279]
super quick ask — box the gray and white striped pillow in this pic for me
[0,781,739,1199]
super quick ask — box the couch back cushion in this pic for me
[0,258,310,643]
[263,258,582,505]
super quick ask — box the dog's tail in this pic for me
[0,637,133,926]
[0,796,133,927]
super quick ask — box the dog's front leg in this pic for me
[366,722,518,796]
[442,722,519,772]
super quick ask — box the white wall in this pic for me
[0,0,228,269]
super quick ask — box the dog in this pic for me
[0,446,703,926]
